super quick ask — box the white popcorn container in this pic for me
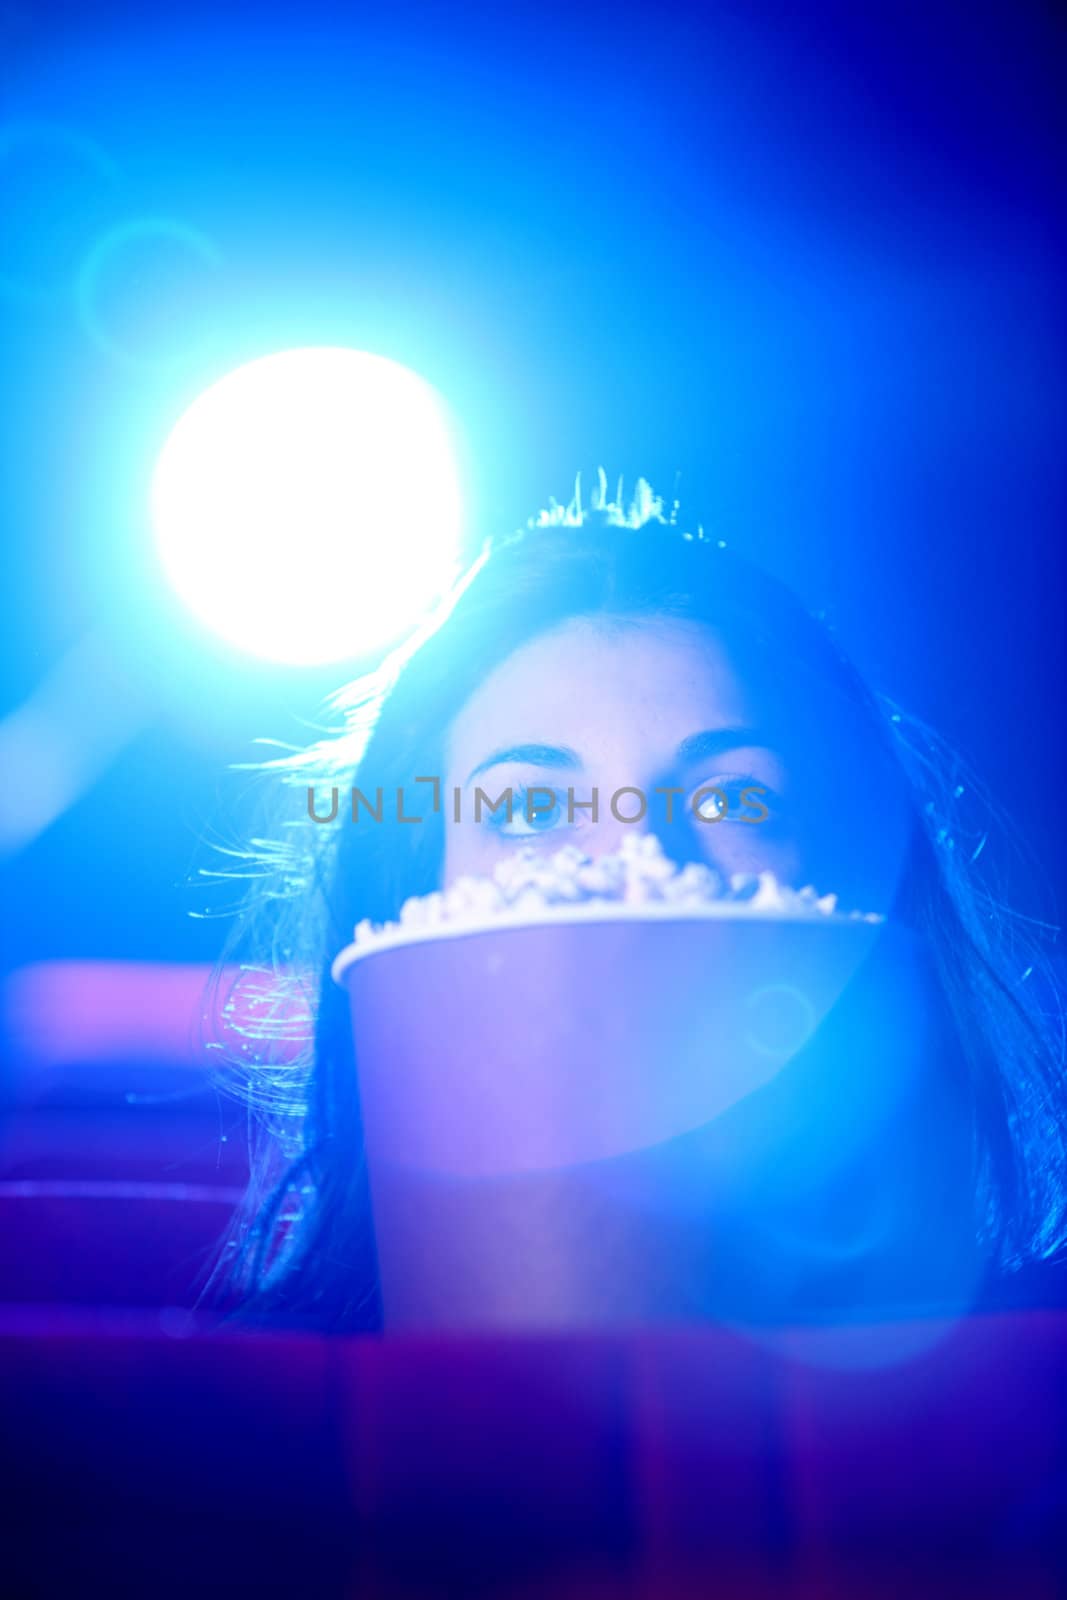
[332,910,931,1329]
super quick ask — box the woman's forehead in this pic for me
[445,615,764,771]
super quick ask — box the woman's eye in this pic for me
[690,778,776,825]
[488,786,567,839]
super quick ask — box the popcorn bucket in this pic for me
[333,910,933,1329]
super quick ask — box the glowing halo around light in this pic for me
[150,348,464,665]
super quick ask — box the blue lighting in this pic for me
[150,347,464,666]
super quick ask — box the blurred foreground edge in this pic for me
[0,1306,1064,1599]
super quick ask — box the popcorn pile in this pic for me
[347,835,878,954]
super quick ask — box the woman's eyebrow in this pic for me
[674,727,774,764]
[465,743,583,785]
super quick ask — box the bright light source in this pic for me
[150,347,464,665]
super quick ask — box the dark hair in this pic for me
[201,478,1067,1330]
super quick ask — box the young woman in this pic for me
[204,477,1067,1332]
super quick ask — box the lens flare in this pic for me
[151,347,464,665]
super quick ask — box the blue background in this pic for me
[0,0,1063,972]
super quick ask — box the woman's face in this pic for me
[442,615,912,910]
